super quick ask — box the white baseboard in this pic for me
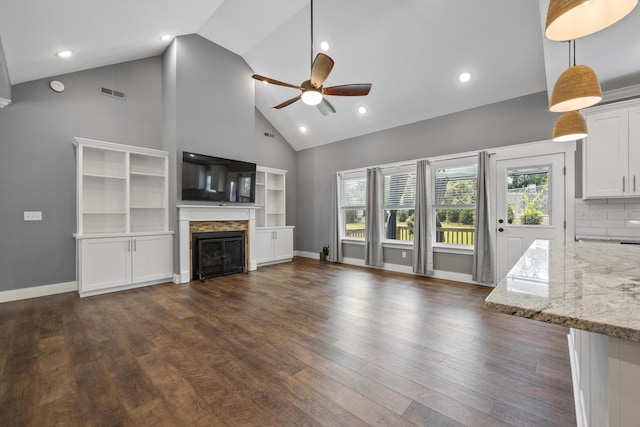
[0,281,77,303]
[340,257,482,285]
[294,250,320,259]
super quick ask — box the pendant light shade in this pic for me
[550,64,602,112]
[552,111,588,142]
[546,0,638,41]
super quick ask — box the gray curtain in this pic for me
[472,151,494,284]
[329,172,342,263]
[364,167,383,267]
[413,160,434,275]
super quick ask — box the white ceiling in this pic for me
[1,1,638,151]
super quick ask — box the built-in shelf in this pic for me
[74,137,173,297]
[255,166,288,228]
[253,166,294,266]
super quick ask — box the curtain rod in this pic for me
[337,150,497,176]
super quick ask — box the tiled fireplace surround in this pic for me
[177,205,259,283]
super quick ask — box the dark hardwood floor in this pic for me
[0,258,575,426]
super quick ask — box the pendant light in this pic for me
[552,111,588,142]
[545,0,638,41]
[549,40,601,112]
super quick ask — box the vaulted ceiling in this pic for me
[1,1,638,151]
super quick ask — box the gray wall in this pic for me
[163,35,298,262]
[0,57,163,292]
[0,35,10,103]
[174,34,255,162]
[295,91,558,273]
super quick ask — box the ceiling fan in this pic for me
[251,0,372,116]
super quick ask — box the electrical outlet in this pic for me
[402,251,407,259]
[24,211,42,221]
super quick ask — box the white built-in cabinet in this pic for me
[568,328,640,427]
[74,137,174,297]
[583,100,640,199]
[255,229,294,265]
[255,166,294,265]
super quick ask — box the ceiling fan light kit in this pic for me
[301,86,323,105]
[545,0,638,41]
[550,64,602,112]
[552,110,588,142]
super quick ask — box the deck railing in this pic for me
[436,227,474,245]
[345,226,475,245]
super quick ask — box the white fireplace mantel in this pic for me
[176,204,259,283]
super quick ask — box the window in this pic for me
[382,167,416,241]
[506,166,550,225]
[340,173,366,239]
[433,160,478,247]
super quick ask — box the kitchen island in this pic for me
[485,240,640,427]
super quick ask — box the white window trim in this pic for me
[339,170,367,241]
[433,244,473,254]
[430,157,478,252]
[342,239,472,255]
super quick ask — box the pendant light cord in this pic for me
[572,39,576,66]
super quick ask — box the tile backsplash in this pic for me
[575,198,640,240]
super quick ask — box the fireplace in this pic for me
[177,205,259,284]
[192,230,246,281]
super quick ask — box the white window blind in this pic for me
[433,164,478,207]
[340,174,366,207]
[383,172,416,208]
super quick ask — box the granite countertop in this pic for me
[485,240,640,342]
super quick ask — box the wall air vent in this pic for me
[99,86,126,100]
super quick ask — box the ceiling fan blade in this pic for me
[273,95,301,109]
[323,83,372,96]
[310,53,334,88]
[252,74,301,90]
[316,98,336,116]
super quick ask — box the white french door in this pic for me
[495,153,566,281]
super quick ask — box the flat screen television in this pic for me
[181,151,256,203]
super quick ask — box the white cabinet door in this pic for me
[629,106,640,197]
[584,110,629,198]
[255,229,275,264]
[132,234,173,283]
[79,237,132,293]
[273,229,294,260]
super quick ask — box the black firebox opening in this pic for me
[192,230,246,281]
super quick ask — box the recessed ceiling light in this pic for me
[358,106,367,115]
[56,50,72,58]
[299,126,307,133]
[459,72,471,83]
[320,41,330,52]
[161,34,172,41]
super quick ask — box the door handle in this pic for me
[498,228,504,232]
[623,176,626,193]
[634,175,637,193]
[133,239,137,251]
[498,219,504,224]
[127,240,131,252]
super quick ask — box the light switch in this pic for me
[24,211,42,221]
